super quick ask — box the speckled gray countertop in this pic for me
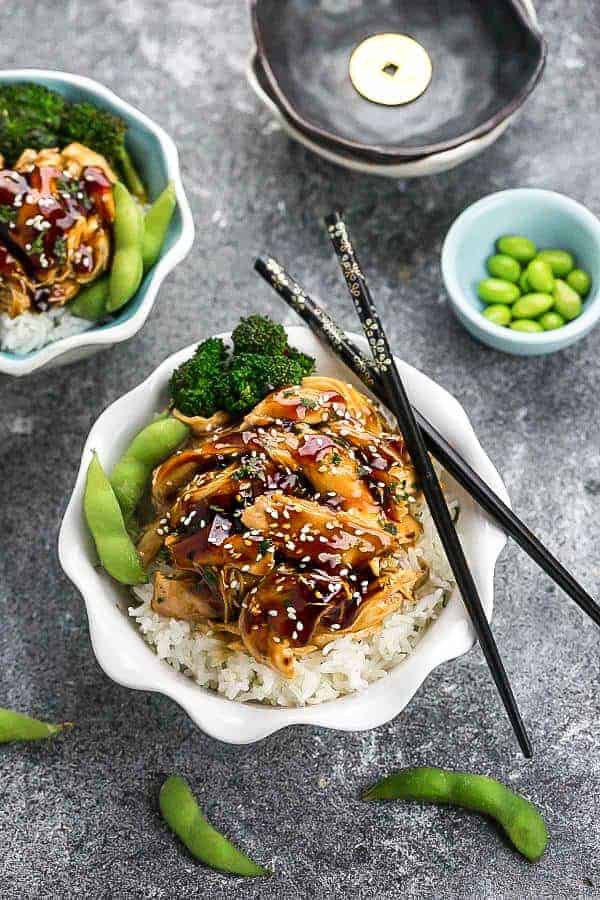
[0,1,599,897]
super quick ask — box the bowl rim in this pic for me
[247,51,514,179]
[249,0,547,161]
[0,68,195,377]
[441,188,600,351]
[58,326,510,744]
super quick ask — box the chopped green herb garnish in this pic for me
[383,522,398,535]
[233,460,264,481]
[0,204,16,224]
[259,539,273,555]
[299,397,318,410]
[28,233,44,255]
[330,452,342,466]
[53,236,67,263]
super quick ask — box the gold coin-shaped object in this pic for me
[349,33,432,106]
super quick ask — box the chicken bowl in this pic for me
[59,327,509,743]
[0,70,193,377]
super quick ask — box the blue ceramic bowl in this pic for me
[0,69,194,377]
[442,189,600,356]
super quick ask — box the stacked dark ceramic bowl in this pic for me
[248,0,546,177]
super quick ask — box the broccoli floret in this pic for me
[218,353,305,414]
[59,101,147,202]
[285,347,315,377]
[170,337,228,417]
[232,315,288,356]
[0,83,65,163]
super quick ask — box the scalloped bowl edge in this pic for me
[0,69,195,377]
[59,327,509,744]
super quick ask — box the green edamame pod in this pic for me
[496,235,537,263]
[142,182,176,272]
[0,707,72,743]
[526,259,554,294]
[477,278,520,305]
[566,268,591,297]
[159,775,270,877]
[116,146,148,205]
[110,417,190,521]
[510,319,544,333]
[539,311,565,331]
[553,279,583,321]
[482,304,512,326]
[69,274,110,321]
[84,452,147,585]
[536,249,574,277]
[512,292,554,319]
[486,254,521,283]
[363,767,548,863]
[106,182,144,313]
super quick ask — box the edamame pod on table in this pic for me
[84,452,147,585]
[110,416,190,521]
[106,182,144,314]
[0,707,72,743]
[142,181,176,272]
[363,767,548,863]
[477,278,520,305]
[159,775,270,877]
[69,274,110,321]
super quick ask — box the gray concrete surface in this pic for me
[0,1,599,897]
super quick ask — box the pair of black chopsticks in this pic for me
[255,212,600,758]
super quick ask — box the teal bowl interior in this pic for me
[442,189,600,356]
[0,70,188,364]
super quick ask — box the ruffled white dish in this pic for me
[59,327,509,744]
[0,69,194,377]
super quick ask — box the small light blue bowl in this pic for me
[441,189,600,356]
[0,69,194,377]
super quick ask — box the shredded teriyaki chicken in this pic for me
[0,143,115,317]
[140,377,428,678]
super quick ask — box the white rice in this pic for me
[128,498,458,707]
[0,306,92,354]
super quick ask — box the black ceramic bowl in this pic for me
[250,0,546,162]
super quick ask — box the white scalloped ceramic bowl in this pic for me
[0,69,194,377]
[59,327,509,744]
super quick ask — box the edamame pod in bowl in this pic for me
[84,452,147,585]
[110,416,190,521]
[106,182,144,313]
[68,274,110,322]
[142,182,177,272]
